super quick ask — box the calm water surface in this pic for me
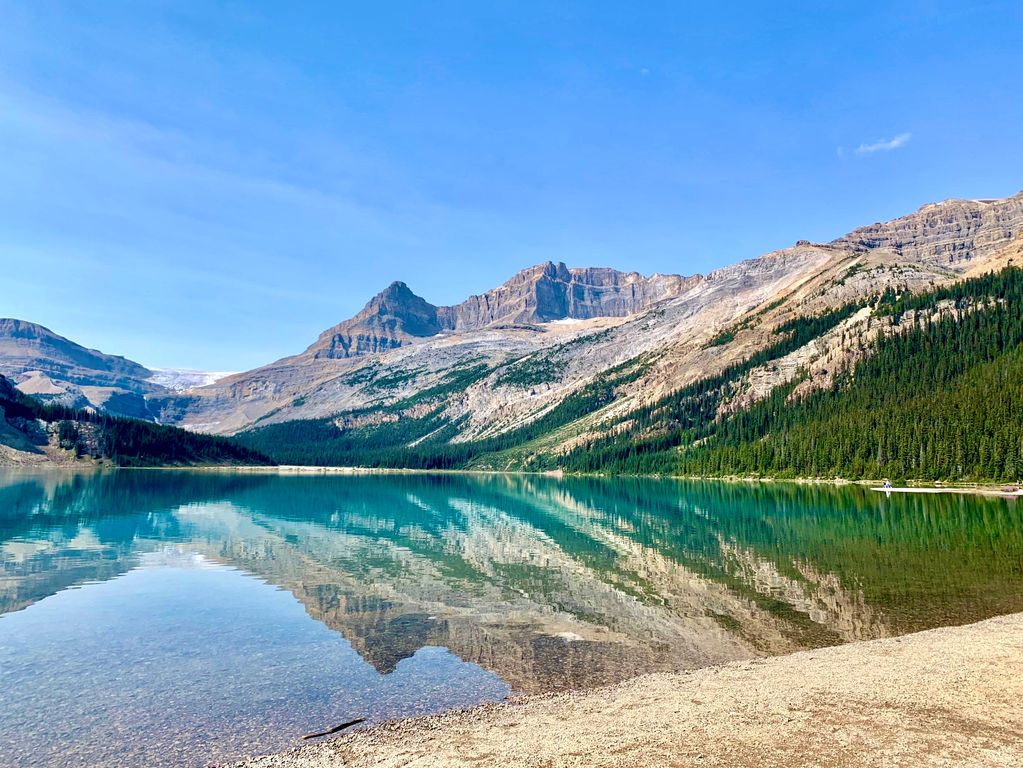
[1,470,1021,767]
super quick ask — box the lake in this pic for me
[1,470,1021,767]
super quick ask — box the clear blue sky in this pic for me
[2,1,1021,371]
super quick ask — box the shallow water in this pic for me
[1,471,1021,767]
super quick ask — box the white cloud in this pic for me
[855,132,912,155]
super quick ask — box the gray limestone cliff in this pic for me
[305,262,698,359]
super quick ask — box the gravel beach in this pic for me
[231,612,1023,768]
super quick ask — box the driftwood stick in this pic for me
[302,717,366,740]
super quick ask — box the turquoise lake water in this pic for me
[1,470,1021,766]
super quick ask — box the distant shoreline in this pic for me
[171,465,1023,497]
[9,463,1022,498]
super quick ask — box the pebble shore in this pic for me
[231,612,1023,768]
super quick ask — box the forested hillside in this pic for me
[239,268,1023,483]
[552,267,1023,482]
[0,375,273,467]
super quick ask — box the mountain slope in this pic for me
[237,264,1023,482]
[547,266,1023,481]
[0,374,272,467]
[0,319,165,418]
[159,190,1023,446]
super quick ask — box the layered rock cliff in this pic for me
[304,262,699,360]
[435,262,699,331]
[833,194,1022,268]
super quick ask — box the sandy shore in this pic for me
[232,613,1023,768]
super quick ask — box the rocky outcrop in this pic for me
[304,263,698,359]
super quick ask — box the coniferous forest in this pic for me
[554,267,1023,482]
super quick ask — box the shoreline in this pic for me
[12,463,1022,498]
[161,464,1023,497]
[7,463,1021,498]
[233,613,1023,767]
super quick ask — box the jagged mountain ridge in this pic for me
[305,262,698,360]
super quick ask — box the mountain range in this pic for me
[3,189,1023,478]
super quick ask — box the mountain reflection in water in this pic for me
[1,470,1022,766]
[4,471,1022,691]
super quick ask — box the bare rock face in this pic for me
[306,262,698,360]
[438,262,699,330]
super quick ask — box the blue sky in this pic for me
[2,1,1021,371]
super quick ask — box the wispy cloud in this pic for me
[855,132,912,155]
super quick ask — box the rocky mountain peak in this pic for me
[305,262,696,359]
[307,281,442,360]
[380,280,413,296]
